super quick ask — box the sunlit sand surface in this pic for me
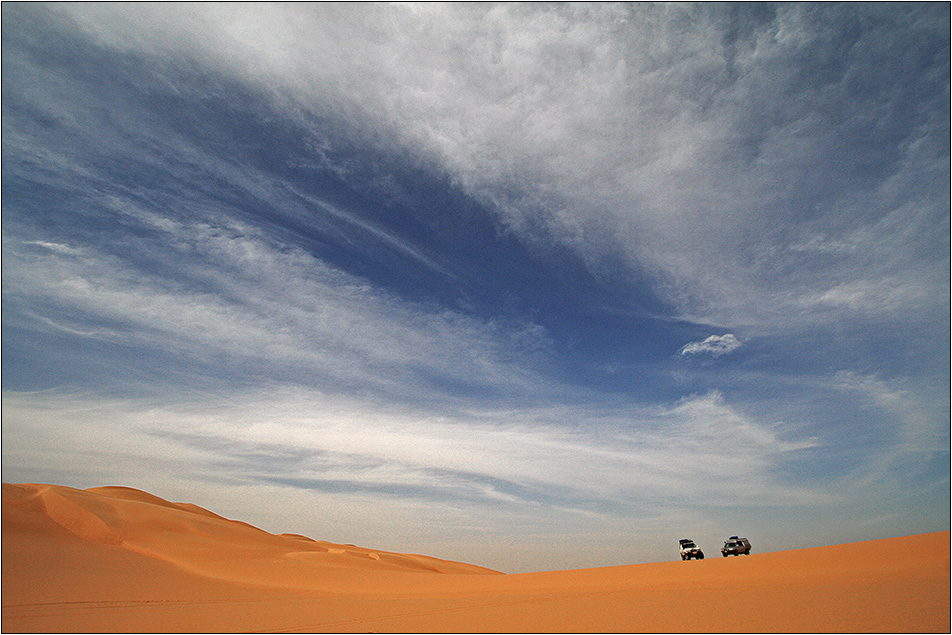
[3,483,948,632]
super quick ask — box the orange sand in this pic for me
[3,483,949,632]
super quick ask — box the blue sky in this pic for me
[2,3,948,573]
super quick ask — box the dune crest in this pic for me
[3,482,949,633]
[3,484,498,582]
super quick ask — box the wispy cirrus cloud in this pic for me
[43,3,948,332]
[2,208,553,403]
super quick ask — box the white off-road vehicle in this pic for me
[679,538,705,560]
[720,536,752,556]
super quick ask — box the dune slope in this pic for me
[3,482,949,633]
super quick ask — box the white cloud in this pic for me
[2,200,555,401]
[811,277,935,317]
[0,386,817,521]
[831,371,948,462]
[3,2,931,345]
[10,377,942,571]
[43,3,947,333]
[680,333,742,357]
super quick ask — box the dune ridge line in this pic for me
[3,482,949,633]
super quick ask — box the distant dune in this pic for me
[3,483,949,632]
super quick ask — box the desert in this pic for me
[2,482,948,633]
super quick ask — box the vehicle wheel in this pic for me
[722,553,727,557]
[698,552,704,559]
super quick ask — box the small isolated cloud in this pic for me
[679,333,741,357]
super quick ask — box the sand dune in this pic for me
[3,483,949,632]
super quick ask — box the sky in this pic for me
[2,3,949,573]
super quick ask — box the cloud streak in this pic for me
[33,3,948,329]
[77,8,948,329]
[0,387,819,531]
[3,209,555,403]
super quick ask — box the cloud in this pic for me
[831,371,948,462]
[0,387,817,518]
[680,333,742,357]
[2,206,556,402]
[37,2,947,334]
[8,375,941,570]
[0,38,555,404]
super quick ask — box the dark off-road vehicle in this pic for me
[721,536,752,556]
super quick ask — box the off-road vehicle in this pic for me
[678,538,704,560]
[720,536,751,556]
